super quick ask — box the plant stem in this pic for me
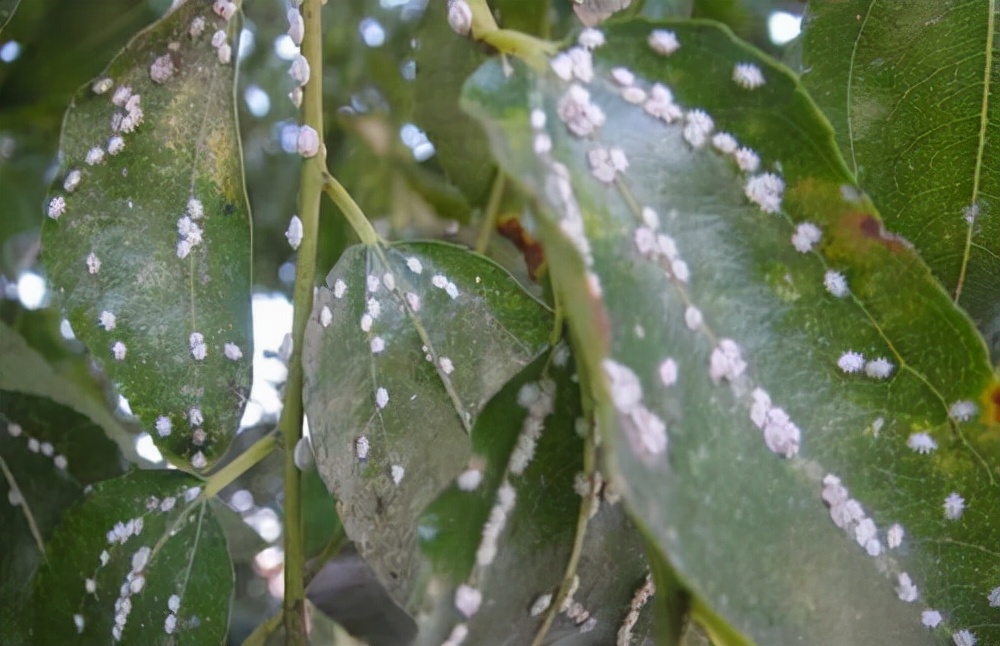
[321,172,380,246]
[280,0,325,642]
[202,432,277,500]
[464,0,557,71]
[475,171,505,254]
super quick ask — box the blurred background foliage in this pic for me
[0,0,803,642]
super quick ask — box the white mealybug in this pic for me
[223,342,243,361]
[390,464,405,484]
[285,215,304,249]
[86,252,101,274]
[634,226,656,255]
[64,169,82,192]
[320,305,333,328]
[107,136,125,156]
[948,400,977,422]
[6,423,22,437]
[155,416,172,437]
[333,278,347,298]
[670,258,690,283]
[217,43,232,64]
[112,341,127,360]
[187,197,204,219]
[287,9,304,45]
[951,630,977,646]
[457,468,482,491]
[556,84,606,137]
[602,359,643,412]
[213,0,237,20]
[920,610,942,628]
[683,109,714,148]
[566,47,594,83]
[530,108,546,129]
[711,132,738,154]
[189,407,204,426]
[895,572,918,603]
[445,281,459,299]
[988,586,1000,607]
[355,436,370,461]
[610,67,635,86]
[744,173,785,213]
[92,78,113,94]
[708,338,747,384]
[370,336,385,353]
[550,52,573,83]
[375,387,389,410]
[648,29,680,55]
[733,147,760,173]
[48,196,66,219]
[168,594,181,613]
[366,273,380,293]
[112,85,132,106]
[577,28,605,49]
[587,147,618,183]
[191,427,204,445]
[211,30,227,48]
[644,83,683,122]
[431,274,448,289]
[943,492,965,520]
[823,270,849,298]
[191,451,207,470]
[439,357,455,375]
[85,147,105,166]
[189,332,208,360]
[149,54,175,84]
[74,614,85,633]
[54,454,68,469]
[658,358,678,387]
[297,125,320,158]
[886,523,904,549]
[684,305,703,330]
[447,0,473,36]
[906,431,937,454]
[530,593,553,617]
[289,54,310,86]
[864,357,894,379]
[657,233,678,260]
[837,351,865,373]
[360,313,373,332]
[406,256,423,274]
[454,584,482,618]
[406,292,421,312]
[791,222,822,252]
[641,206,660,230]
[288,87,303,109]
[189,16,206,38]
[382,272,395,291]
[27,438,39,452]
[40,442,54,456]
[732,62,765,89]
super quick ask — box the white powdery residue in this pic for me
[189,332,208,360]
[732,62,765,89]
[578,27,605,49]
[155,416,172,437]
[733,147,760,173]
[355,436,370,461]
[297,125,319,158]
[439,357,455,375]
[509,381,555,475]
[333,278,347,298]
[320,306,333,327]
[375,387,389,410]
[896,572,918,603]
[285,215,303,249]
[454,584,482,618]
[149,54,175,84]
[952,630,977,646]
[190,451,207,469]
[287,8,304,45]
[112,341,127,361]
[64,169,82,192]
[611,67,635,86]
[682,109,714,148]
[86,252,102,274]
[744,173,785,214]
[824,270,849,297]
[948,400,977,422]
[708,338,747,384]
[223,342,243,361]
[658,358,678,387]
[837,351,865,374]
[456,468,482,491]
[48,196,66,219]
[85,146,105,166]
[943,492,965,520]
[648,29,680,55]
[920,609,942,628]
[886,523,904,549]
[390,464,404,485]
[791,222,822,252]
[864,357,894,379]
[556,84,606,137]
[644,83,683,122]
[684,305,703,330]
[711,132,738,154]
[370,336,385,354]
[476,482,516,566]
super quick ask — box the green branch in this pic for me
[202,432,277,500]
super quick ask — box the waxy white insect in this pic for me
[92,77,113,94]
[578,28,605,49]
[948,400,977,422]
[989,587,1000,607]
[85,147,105,166]
[285,215,303,249]
[288,87,303,109]
[896,572,918,602]
[189,16,206,38]
[864,357,894,379]
[824,270,849,298]
[375,387,389,410]
[791,222,822,252]
[711,132,738,154]
[658,358,678,387]
[447,0,473,36]
[48,196,66,219]
[320,305,333,327]
[837,351,865,374]
[64,169,82,192]
[73,614,85,634]
[287,8,304,45]
[405,257,423,274]
[684,305,703,330]
[455,584,482,618]
[709,338,747,384]
[476,481,516,566]
[189,332,208,360]
[611,67,635,86]
[920,609,942,628]
[886,523,904,549]
[587,147,627,183]
[557,84,606,137]
[648,29,680,55]
[54,454,68,470]
[733,147,760,173]
[187,197,204,220]
[644,83,683,122]
[217,43,232,64]
[952,629,977,646]
[150,54,175,83]
[732,62,765,89]
[107,135,125,156]
[224,342,243,361]
[155,416,172,437]
[670,258,690,283]
[370,336,385,353]
[333,278,347,298]
[906,432,937,453]
[297,125,320,158]
[440,357,455,375]
[112,341,127,361]
[457,468,483,491]
[213,0,237,21]
[683,109,714,148]
[289,54,310,87]
[164,614,178,635]
[391,464,404,484]
[112,85,132,107]
[189,407,204,426]
[943,492,965,520]
[744,173,785,213]
[191,451,207,469]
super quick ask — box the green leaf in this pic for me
[0,0,19,31]
[40,0,253,470]
[0,316,139,461]
[463,19,1000,645]
[801,1,1000,357]
[0,393,126,644]
[32,470,232,644]
[303,240,552,604]
[413,348,656,645]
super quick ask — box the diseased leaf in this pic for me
[413,348,655,646]
[802,1,1000,357]
[464,20,1000,645]
[303,240,552,604]
[32,470,231,644]
[0,393,126,644]
[40,0,252,470]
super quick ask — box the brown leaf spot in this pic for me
[843,212,912,254]
[497,216,546,280]
[981,381,1000,425]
